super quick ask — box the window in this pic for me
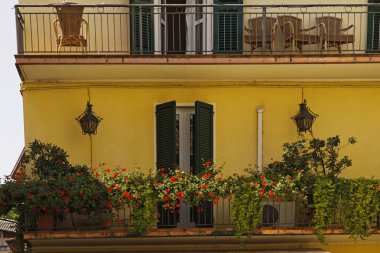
[156,101,214,227]
[130,0,242,54]
[367,0,380,52]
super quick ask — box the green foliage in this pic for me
[311,177,336,242]
[23,139,71,181]
[339,178,380,239]
[231,183,263,238]
[309,136,356,178]
[130,187,158,236]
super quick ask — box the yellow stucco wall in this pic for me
[22,83,380,178]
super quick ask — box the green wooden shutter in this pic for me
[193,101,214,227]
[213,0,243,54]
[131,0,154,54]
[194,101,214,174]
[367,0,380,52]
[156,101,177,169]
[156,101,178,228]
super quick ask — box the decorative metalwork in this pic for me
[291,99,318,133]
[76,102,102,135]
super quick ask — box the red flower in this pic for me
[215,196,221,201]
[276,196,282,201]
[115,186,121,191]
[260,174,265,179]
[203,184,208,189]
[163,196,170,202]
[67,175,73,181]
[121,168,127,172]
[165,189,170,194]
[169,177,176,183]
[208,192,214,197]
[259,193,266,198]
[260,188,265,192]
[123,192,133,200]
[261,181,267,186]
[269,190,275,197]
[204,161,212,167]
[26,194,33,200]
[79,191,85,196]
[175,203,181,209]
[159,168,165,172]
[105,168,111,173]
[376,185,380,190]
[217,177,223,181]
[202,173,212,179]
[58,191,65,196]
[227,196,233,201]
[95,173,100,177]
[164,203,170,208]
[63,197,70,203]
[297,169,303,174]
[106,200,112,208]
[177,192,184,200]
[161,173,167,177]
[134,205,139,209]
[113,172,119,178]
[271,181,277,185]
[153,179,158,185]
[107,188,112,193]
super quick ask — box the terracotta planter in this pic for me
[38,211,55,231]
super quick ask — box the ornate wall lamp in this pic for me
[76,102,102,135]
[291,99,318,133]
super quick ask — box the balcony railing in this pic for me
[25,196,380,234]
[15,3,380,55]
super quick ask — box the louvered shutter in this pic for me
[213,0,243,54]
[156,101,177,170]
[194,101,214,174]
[131,0,154,54]
[193,101,214,227]
[367,0,380,52]
[156,101,178,228]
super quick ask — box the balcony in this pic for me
[24,196,380,234]
[14,3,380,56]
[14,3,380,83]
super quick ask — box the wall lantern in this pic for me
[291,99,318,133]
[76,102,102,135]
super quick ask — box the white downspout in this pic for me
[257,106,264,172]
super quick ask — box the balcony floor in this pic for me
[15,54,380,85]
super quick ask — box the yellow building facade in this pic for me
[14,0,380,252]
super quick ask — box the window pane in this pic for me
[196,0,203,20]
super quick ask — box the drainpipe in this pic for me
[257,106,264,172]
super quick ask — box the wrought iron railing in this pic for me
[15,3,380,55]
[24,196,380,232]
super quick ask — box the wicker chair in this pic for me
[244,17,277,53]
[53,3,88,54]
[315,16,355,54]
[278,15,323,53]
